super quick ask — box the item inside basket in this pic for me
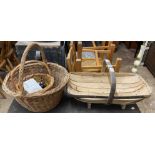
[23,78,43,93]
[23,74,54,94]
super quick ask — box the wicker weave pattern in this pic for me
[2,43,69,112]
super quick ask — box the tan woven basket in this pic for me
[2,43,69,112]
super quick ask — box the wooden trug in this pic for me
[67,72,152,107]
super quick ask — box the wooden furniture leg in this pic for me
[105,58,122,72]
[12,53,19,65]
[111,43,116,54]
[77,41,82,59]
[75,59,82,72]
[0,77,3,84]
[114,58,122,72]
[67,44,77,72]
[92,41,96,47]
[121,105,126,110]
[0,90,6,99]
[87,103,92,109]
[7,58,14,70]
[5,64,11,71]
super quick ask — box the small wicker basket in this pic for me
[2,43,69,112]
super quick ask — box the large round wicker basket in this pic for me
[2,43,69,112]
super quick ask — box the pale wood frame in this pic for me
[67,41,122,72]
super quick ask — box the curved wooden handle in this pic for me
[17,43,51,93]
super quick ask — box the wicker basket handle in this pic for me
[17,43,51,93]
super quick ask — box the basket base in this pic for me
[14,91,63,112]
[8,98,141,113]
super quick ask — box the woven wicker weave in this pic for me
[2,43,69,112]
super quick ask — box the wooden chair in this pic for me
[0,41,19,98]
[67,41,122,72]
[0,41,19,70]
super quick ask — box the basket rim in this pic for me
[2,61,69,98]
